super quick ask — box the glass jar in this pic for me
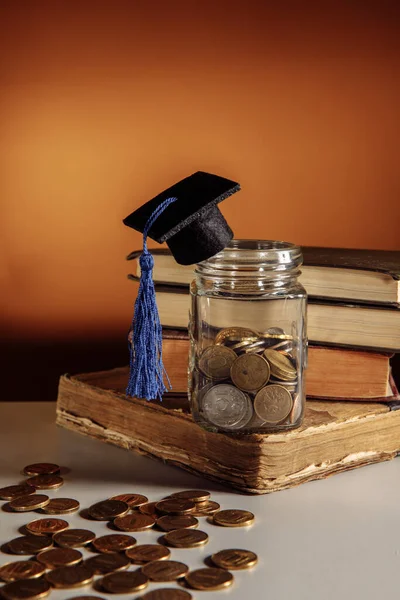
[188,240,307,434]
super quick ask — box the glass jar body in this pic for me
[188,240,307,434]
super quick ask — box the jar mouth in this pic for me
[196,239,303,274]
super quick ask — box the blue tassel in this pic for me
[126,197,177,400]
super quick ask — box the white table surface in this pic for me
[1,402,400,600]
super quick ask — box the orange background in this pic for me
[2,1,400,342]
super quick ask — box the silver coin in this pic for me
[201,384,253,429]
[266,327,285,335]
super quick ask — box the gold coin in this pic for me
[0,485,36,501]
[155,499,195,515]
[92,534,136,554]
[210,548,258,570]
[65,597,104,600]
[215,327,258,345]
[46,565,93,588]
[53,529,96,548]
[37,548,83,568]
[169,490,210,503]
[23,464,60,476]
[26,518,69,536]
[141,590,193,600]
[263,348,296,380]
[191,501,220,517]
[198,345,237,380]
[25,475,64,490]
[88,500,129,521]
[0,578,51,600]
[126,544,171,565]
[139,502,160,517]
[109,493,148,507]
[213,509,255,527]
[230,353,270,392]
[156,515,199,532]
[7,536,53,555]
[185,567,233,590]
[141,561,189,582]
[101,569,149,593]
[161,529,208,548]
[85,552,130,575]
[40,498,80,515]
[254,384,293,424]
[113,513,155,532]
[9,495,50,512]
[0,561,46,583]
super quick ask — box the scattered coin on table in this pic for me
[25,475,64,490]
[23,464,61,477]
[113,513,155,532]
[53,529,96,548]
[141,590,193,600]
[213,509,255,527]
[210,548,258,570]
[0,561,46,583]
[191,501,220,517]
[161,529,209,548]
[139,502,160,517]
[8,495,50,512]
[141,560,189,582]
[0,485,36,501]
[109,493,148,507]
[66,597,105,600]
[85,552,130,575]
[40,498,80,515]
[156,515,199,532]
[92,534,136,554]
[26,518,69,536]
[169,490,211,504]
[155,499,196,515]
[88,500,129,521]
[36,548,83,568]
[126,544,171,565]
[0,577,51,600]
[185,567,234,590]
[7,536,53,556]
[45,565,94,588]
[101,569,149,594]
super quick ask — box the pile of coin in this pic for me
[0,464,258,600]
[194,326,302,431]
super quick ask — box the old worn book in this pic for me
[56,367,400,494]
[161,331,397,401]
[128,247,400,305]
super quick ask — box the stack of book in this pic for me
[127,246,400,403]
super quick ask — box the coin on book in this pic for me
[53,529,96,548]
[141,561,189,582]
[185,567,233,590]
[230,353,270,392]
[46,565,94,588]
[0,561,46,583]
[198,345,237,380]
[37,548,83,568]
[88,500,129,521]
[210,548,258,570]
[85,553,130,575]
[126,544,171,565]
[101,570,149,594]
[156,515,199,532]
[114,513,155,532]
[92,534,136,554]
[109,494,148,507]
[0,485,36,501]
[161,529,208,548]
[0,578,51,600]
[254,384,293,424]
[25,475,64,490]
[40,498,80,515]
[26,518,69,536]
[9,495,50,512]
[201,384,253,429]
[213,509,255,527]
[23,464,60,476]
[7,536,53,555]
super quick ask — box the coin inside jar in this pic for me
[26,518,69,536]
[88,500,129,521]
[0,578,51,600]
[161,529,208,548]
[126,544,171,565]
[214,327,258,345]
[169,490,210,503]
[9,495,50,512]
[156,515,199,532]
[23,464,60,476]
[46,565,94,588]
[210,548,258,570]
[92,534,137,554]
[141,561,189,582]
[37,548,83,568]
[7,536,53,555]
[198,345,237,380]
[230,353,270,391]
[0,561,46,583]
[263,348,297,380]
[213,509,255,527]
[254,384,293,424]
[201,384,253,429]
[53,529,96,548]
[25,475,64,490]
[114,513,155,532]
[85,553,130,575]
[141,591,193,600]
[155,499,196,515]
[109,493,148,507]
[185,567,233,590]
[40,498,80,515]
[101,570,149,594]
[0,485,36,501]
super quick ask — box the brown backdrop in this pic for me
[1,1,400,399]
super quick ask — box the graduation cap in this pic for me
[123,170,241,401]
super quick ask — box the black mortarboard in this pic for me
[123,171,240,265]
